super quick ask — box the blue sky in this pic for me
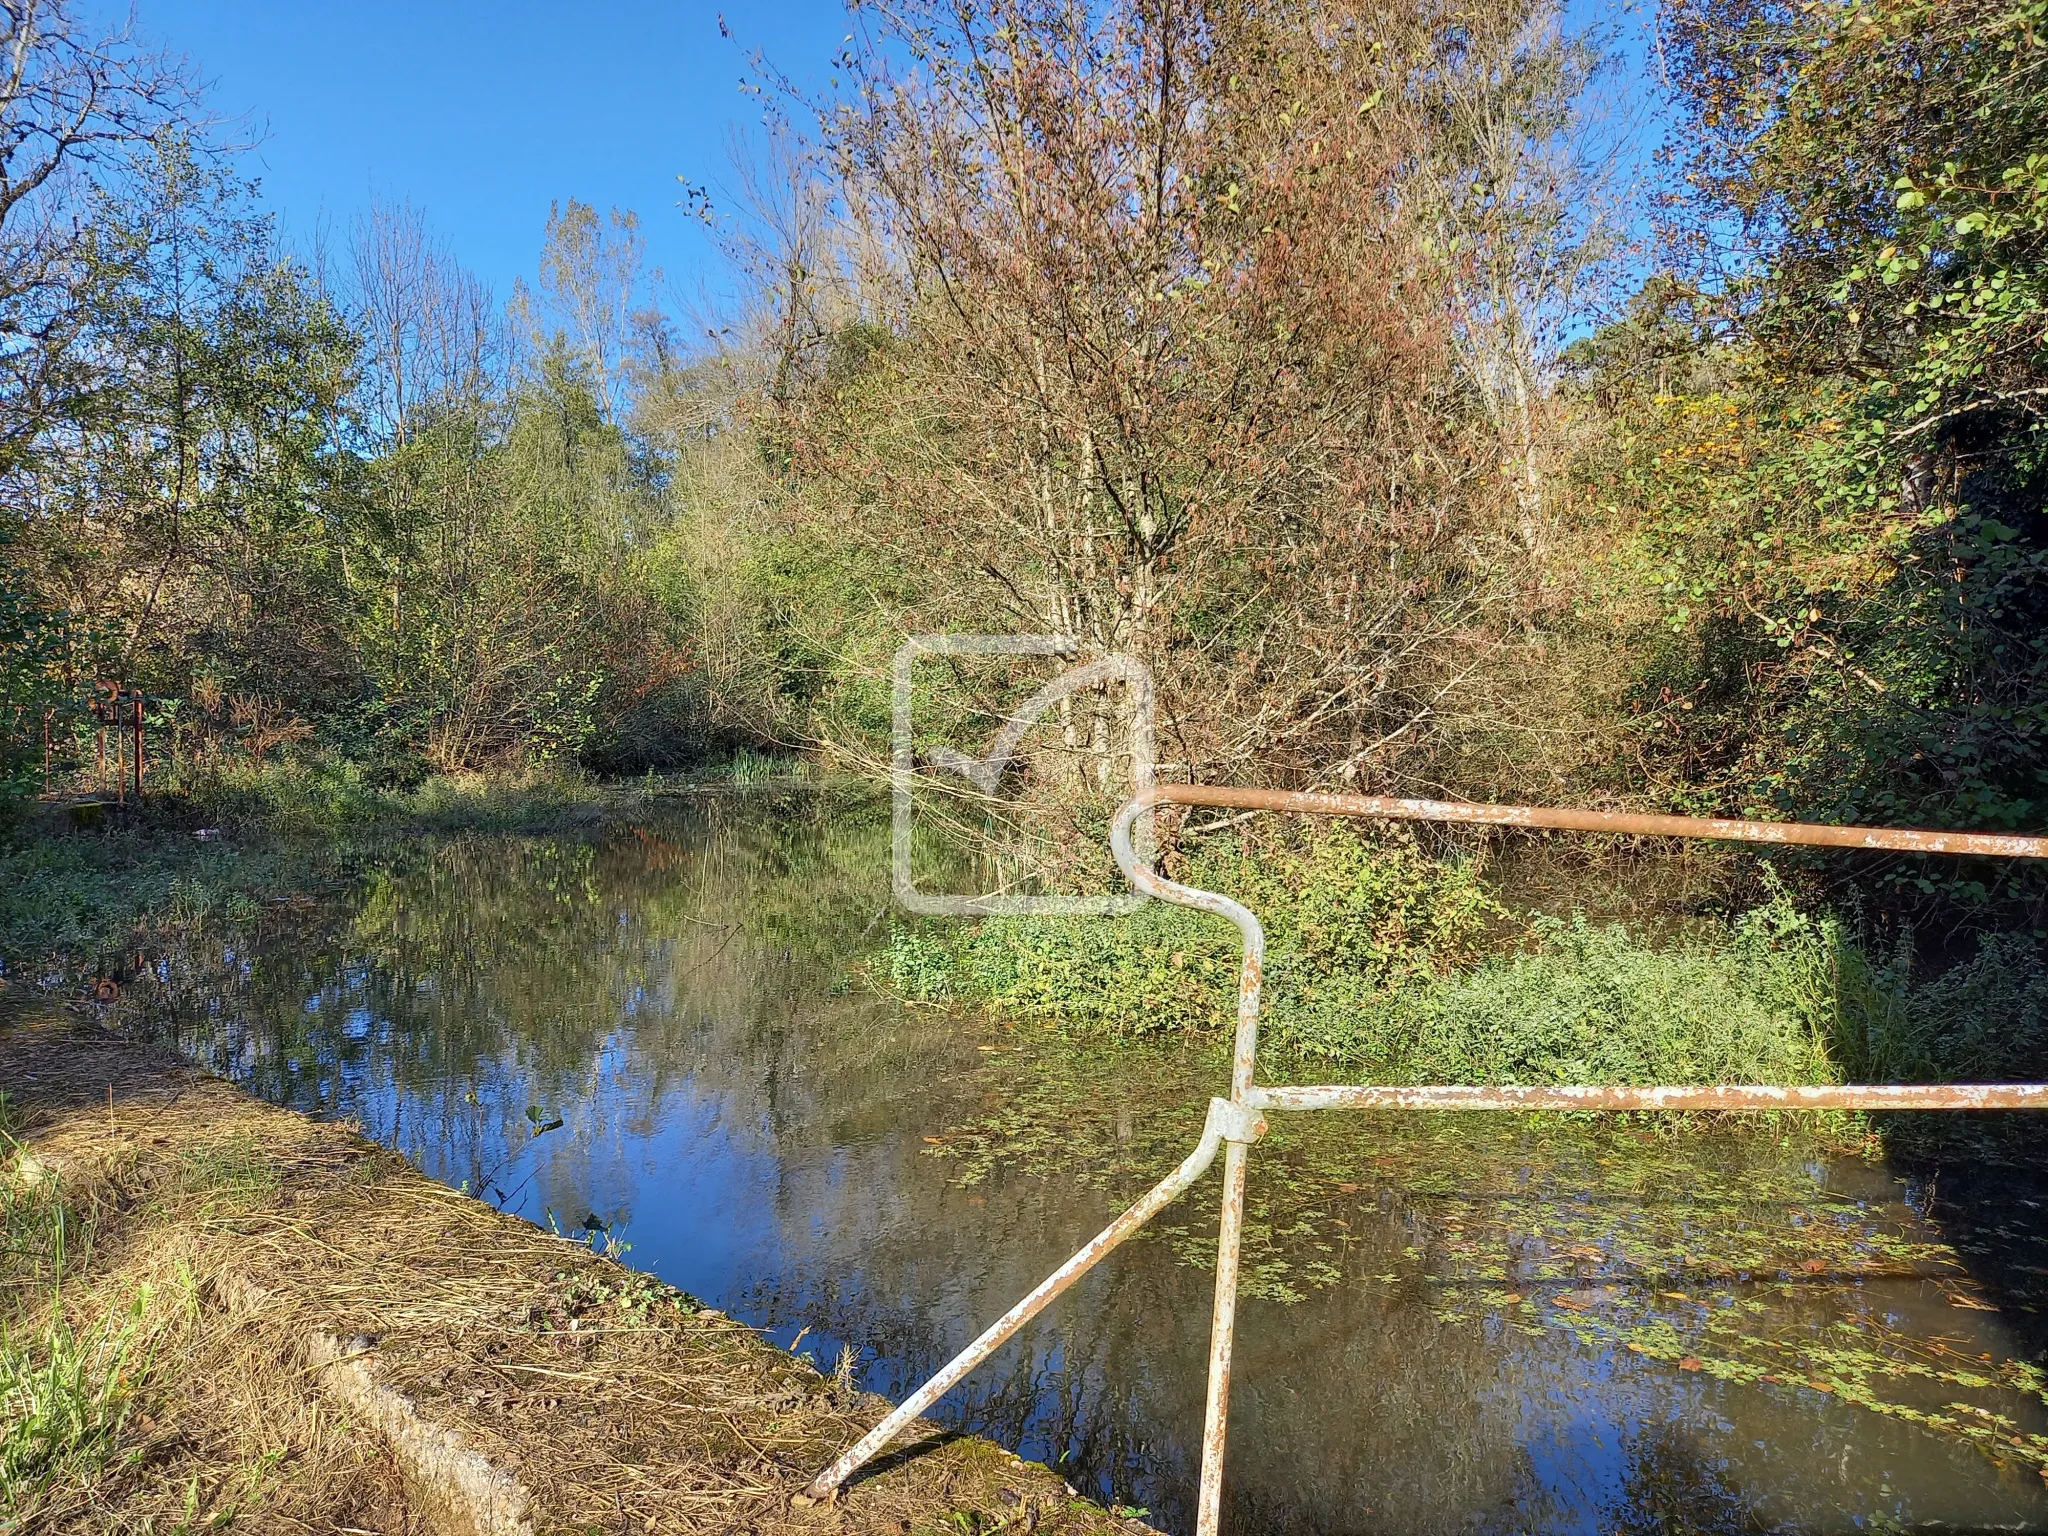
[97,1,1662,332]
[99,1,853,314]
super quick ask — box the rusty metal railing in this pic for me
[803,787,2048,1531]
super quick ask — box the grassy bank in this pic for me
[0,1002,1141,1534]
[0,765,602,989]
[886,825,2048,1094]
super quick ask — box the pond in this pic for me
[122,793,2048,1534]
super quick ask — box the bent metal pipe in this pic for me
[794,1095,1265,1506]
[802,788,2048,1529]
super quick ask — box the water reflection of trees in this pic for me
[131,796,897,1189]
[740,1135,2046,1534]
[122,800,2048,1536]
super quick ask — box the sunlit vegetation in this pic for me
[0,0,2043,1059]
[888,825,2048,1086]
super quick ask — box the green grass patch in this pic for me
[0,759,642,980]
[887,827,2048,1090]
[171,756,619,838]
[0,1290,154,1520]
[175,1137,280,1207]
[0,824,306,981]
[0,1125,155,1525]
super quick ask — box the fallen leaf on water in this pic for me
[1678,1357,1702,1371]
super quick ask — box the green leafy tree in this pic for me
[44,147,364,697]
[1600,0,2048,870]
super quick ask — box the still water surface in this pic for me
[129,795,2048,1534]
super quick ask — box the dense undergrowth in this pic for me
[887,826,2048,1091]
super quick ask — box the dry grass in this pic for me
[0,997,1148,1536]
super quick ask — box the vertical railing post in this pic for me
[131,688,145,801]
[1196,1137,1250,1536]
[111,687,125,805]
[801,782,2048,1530]
[1111,798,1272,1536]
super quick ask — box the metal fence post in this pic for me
[801,786,2048,1531]
[1195,1136,1249,1535]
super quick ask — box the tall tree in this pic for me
[24,143,363,715]
[1616,0,2048,846]
[0,0,201,469]
[770,0,1618,797]
[0,0,203,776]
[521,200,664,425]
[1406,2,1635,553]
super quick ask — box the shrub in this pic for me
[889,827,1497,1037]
[887,836,2048,1091]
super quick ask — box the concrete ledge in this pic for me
[0,1002,1153,1536]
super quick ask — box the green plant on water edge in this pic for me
[0,827,300,981]
[0,758,661,977]
[163,756,630,838]
[626,748,811,791]
[163,874,262,932]
[721,747,810,787]
[830,1342,860,1404]
[888,830,2048,1093]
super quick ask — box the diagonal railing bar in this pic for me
[803,787,2048,1532]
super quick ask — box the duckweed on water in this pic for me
[927,1042,2048,1479]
